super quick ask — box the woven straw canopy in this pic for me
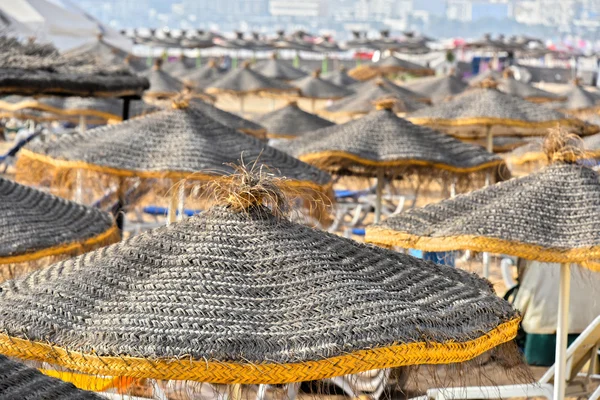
[348,55,434,81]
[182,60,224,89]
[367,162,600,269]
[255,101,335,139]
[497,77,564,103]
[0,192,520,383]
[282,104,503,177]
[163,56,196,78]
[0,37,148,98]
[555,83,600,112]
[143,60,185,98]
[325,79,429,116]
[290,70,353,99]
[188,98,266,139]
[254,56,307,81]
[0,177,117,266]
[320,66,358,86]
[206,63,298,96]
[0,354,103,400]
[20,102,330,189]
[404,75,468,104]
[408,87,598,139]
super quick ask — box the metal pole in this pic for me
[554,263,571,400]
[375,169,384,224]
[311,98,316,113]
[122,97,131,121]
[115,179,126,231]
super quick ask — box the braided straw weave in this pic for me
[18,102,331,189]
[143,61,185,99]
[290,71,353,100]
[253,56,307,81]
[206,63,299,96]
[404,75,468,104]
[408,88,598,139]
[367,161,600,270]
[0,194,520,383]
[324,79,429,116]
[0,354,104,400]
[280,105,503,178]
[348,55,434,80]
[320,66,358,87]
[0,177,118,265]
[188,98,266,139]
[255,101,335,139]
[0,37,148,98]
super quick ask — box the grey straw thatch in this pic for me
[348,55,434,80]
[0,185,520,383]
[255,101,335,138]
[206,63,298,95]
[163,56,196,78]
[408,87,597,138]
[291,70,353,99]
[282,103,503,177]
[182,60,224,89]
[22,102,330,187]
[143,59,185,98]
[468,70,502,86]
[0,354,103,400]
[0,37,148,98]
[324,78,429,116]
[320,66,358,86]
[366,161,600,268]
[497,77,564,103]
[254,55,307,81]
[555,83,600,112]
[404,74,468,103]
[189,98,266,138]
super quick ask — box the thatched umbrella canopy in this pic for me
[291,70,352,100]
[408,81,598,151]
[188,98,266,139]
[496,72,565,103]
[281,99,503,221]
[366,131,600,400]
[162,55,196,78]
[255,101,335,139]
[253,53,307,81]
[182,59,224,90]
[320,65,358,86]
[0,169,521,387]
[324,78,430,118]
[404,74,468,104]
[554,81,600,114]
[0,36,148,98]
[348,55,434,81]
[143,59,185,100]
[0,176,118,282]
[64,34,133,67]
[0,354,104,400]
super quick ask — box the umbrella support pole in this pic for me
[167,181,179,226]
[115,179,126,232]
[311,98,316,113]
[239,96,245,115]
[78,115,86,134]
[450,177,457,198]
[74,169,83,204]
[176,181,185,222]
[482,252,490,279]
[271,98,276,111]
[230,384,242,400]
[375,170,384,224]
[122,97,131,121]
[485,125,493,153]
[554,262,571,400]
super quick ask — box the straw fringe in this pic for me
[408,116,596,132]
[366,227,600,271]
[0,319,519,384]
[0,99,124,122]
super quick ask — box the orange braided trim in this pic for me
[407,117,595,131]
[0,87,142,98]
[299,151,504,174]
[365,227,600,272]
[0,100,121,121]
[205,88,299,96]
[18,150,330,199]
[0,224,120,265]
[0,318,519,384]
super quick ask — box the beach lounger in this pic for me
[414,315,600,399]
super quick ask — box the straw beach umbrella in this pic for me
[188,98,266,139]
[348,55,434,81]
[290,69,353,111]
[142,59,185,100]
[366,130,600,400]
[0,169,521,392]
[283,99,504,222]
[496,72,565,103]
[16,100,331,224]
[0,354,104,400]
[255,100,335,139]
[404,74,468,104]
[554,80,600,114]
[206,62,299,114]
[324,78,429,120]
[407,80,598,152]
[321,65,358,86]
[182,59,224,90]
[0,177,118,282]
[254,53,307,81]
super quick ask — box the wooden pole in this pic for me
[554,263,571,400]
[375,169,385,223]
[485,124,493,153]
[176,181,185,222]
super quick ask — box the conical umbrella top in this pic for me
[557,82,600,111]
[255,101,335,139]
[291,70,353,99]
[320,66,358,86]
[206,63,298,95]
[0,170,520,384]
[162,56,196,78]
[253,54,307,81]
[188,98,266,139]
[143,59,185,98]
[404,74,468,103]
[182,59,224,89]
[498,75,564,103]
[283,101,503,177]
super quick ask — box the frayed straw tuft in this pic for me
[171,96,190,109]
[374,97,399,111]
[473,77,500,89]
[543,126,586,163]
